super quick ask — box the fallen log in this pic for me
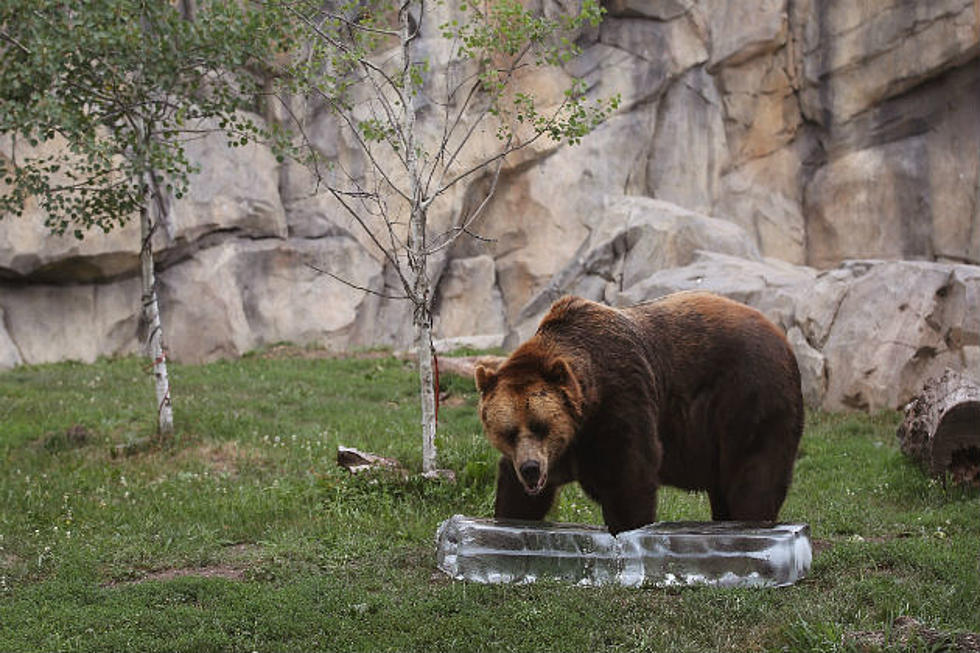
[435,355,505,381]
[336,446,406,476]
[896,368,980,487]
[336,446,456,482]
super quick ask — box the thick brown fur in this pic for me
[475,291,804,535]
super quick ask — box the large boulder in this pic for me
[614,257,980,412]
[797,0,978,124]
[158,236,382,363]
[816,261,980,410]
[160,118,288,250]
[504,196,768,343]
[616,250,815,330]
[0,277,141,365]
[0,131,141,281]
[453,108,661,326]
[0,234,382,367]
[0,114,286,282]
[804,62,980,267]
[433,255,507,341]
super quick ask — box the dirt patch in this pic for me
[846,616,980,653]
[811,532,917,557]
[440,394,469,408]
[176,440,259,477]
[1,552,23,570]
[256,344,392,360]
[102,544,259,588]
[102,565,246,588]
[37,424,92,453]
[811,538,834,557]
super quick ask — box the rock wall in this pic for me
[1,0,978,412]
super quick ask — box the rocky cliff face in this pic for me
[2,0,979,411]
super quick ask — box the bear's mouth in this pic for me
[522,473,548,496]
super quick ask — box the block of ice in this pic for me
[435,515,812,588]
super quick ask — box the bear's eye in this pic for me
[529,421,548,438]
[503,427,519,445]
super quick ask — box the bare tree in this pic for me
[276,0,618,472]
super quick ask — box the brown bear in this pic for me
[474,291,803,535]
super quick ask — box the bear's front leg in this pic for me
[493,456,557,521]
[597,483,658,536]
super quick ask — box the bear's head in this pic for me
[474,354,584,495]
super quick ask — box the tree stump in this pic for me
[897,368,980,487]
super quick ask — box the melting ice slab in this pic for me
[435,515,812,588]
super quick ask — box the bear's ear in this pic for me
[546,358,584,420]
[474,365,497,394]
[544,357,574,386]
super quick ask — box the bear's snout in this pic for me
[519,460,544,494]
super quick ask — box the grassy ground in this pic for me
[0,350,977,652]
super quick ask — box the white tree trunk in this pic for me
[417,312,438,473]
[401,1,439,473]
[139,200,174,436]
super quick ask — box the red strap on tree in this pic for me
[433,353,440,427]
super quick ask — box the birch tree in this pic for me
[275,0,618,473]
[0,0,289,435]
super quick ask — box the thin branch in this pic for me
[429,42,534,197]
[306,262,409,300]
[355,67,411,175]
[424,72,483,195]
[269,91,327,184]
[324,182,415,300]
[430,83,580,203]
[424,133,511,256]
[0,28,30,54]
[284,2,406,111]
[322,10,401,39]
[305,85,412,205]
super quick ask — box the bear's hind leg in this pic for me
[714,408,801,522]
[718,452,793,522]
[493,457,558,521]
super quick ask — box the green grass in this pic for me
[0,352,977,652]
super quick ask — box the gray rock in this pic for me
[616,251,815,330]
[434,255,506,341]
[0,113,285,283]
[714,147,806,264]
[516,197,764,324]
[459,108,658,326]
[599,16,708,82]
[797,0,978,123]
[645,67,727,215]
[804,62,980,268]
[0,277,141,365]
[158,236,383,363]
[805,138,936,268]
[786,326,827,408]
[164,116,288,247]
[605,0,691,20]
[699,0,787,69]
[818,260,980,410]
[0,306,23,369]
